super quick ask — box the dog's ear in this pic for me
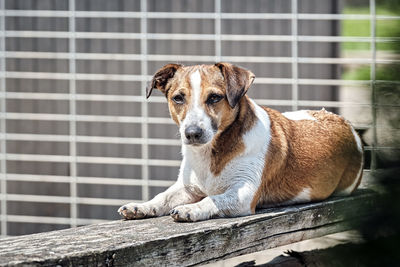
[215,62,255,108]
[146,63,183,98]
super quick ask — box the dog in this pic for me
[118,63,364,222]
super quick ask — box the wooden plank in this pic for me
[0,189,376,267]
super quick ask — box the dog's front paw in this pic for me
[170,204,207,222]
[118,203,157,220]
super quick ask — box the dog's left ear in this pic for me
[146,63,183,98]
[215,62,255,108]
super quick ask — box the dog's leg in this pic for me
[118,182,205,220]
[170,182,257,222]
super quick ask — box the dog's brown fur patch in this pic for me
[210,96,256,176]
[251,108,363,212]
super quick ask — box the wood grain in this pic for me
[0,189,376,267]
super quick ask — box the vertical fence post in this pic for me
[141,0,149,202]
[0,0,7,237]
[370,0,377,172]
[291,0,299,111]
[69,0,77,228]
[215,0,222,63]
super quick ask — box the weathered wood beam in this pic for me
[0,189,377,267]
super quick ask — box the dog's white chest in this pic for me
[182,148,228,195]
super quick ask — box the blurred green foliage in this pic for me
[342,64,400,81]
[342,7,400,51]
[342,3,400,84]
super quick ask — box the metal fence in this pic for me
[0,0,399,236]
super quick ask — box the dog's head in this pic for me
[146,63,255,147]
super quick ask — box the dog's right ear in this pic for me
[215,62,255,108]
[146,63,183,98]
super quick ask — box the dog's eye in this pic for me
[206,94,223,105]
[172,94,185,104]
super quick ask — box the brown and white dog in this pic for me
[118,63,364,222]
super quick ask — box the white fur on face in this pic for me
[282,110,316,121]
[190,70,202,110]
[179,70,215,146]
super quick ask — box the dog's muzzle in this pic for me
[184,125,207,145]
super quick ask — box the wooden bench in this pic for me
[0,189,377,266]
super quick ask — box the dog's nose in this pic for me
[185,125,204,142]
